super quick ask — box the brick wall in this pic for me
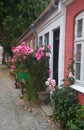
[64,0,84,76]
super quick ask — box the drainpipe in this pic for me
[31,24,38,50]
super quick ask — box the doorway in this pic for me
[53,28,60,85]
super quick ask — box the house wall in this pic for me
[65,0,84,105]
[0,46,3,64]
[25,34,35,49]
[64,0,84,76]
[18,32,35,49]
[36,0,66,86]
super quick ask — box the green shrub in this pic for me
[52,87,80,128]
[67,105,84,130]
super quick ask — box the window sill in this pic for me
[70,84,84,94]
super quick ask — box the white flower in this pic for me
[45,81,49,86]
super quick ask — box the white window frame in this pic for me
[26,42,29,47]
[39,36,43,47]
[74,11,84,86]
[44,32,49,47]
[30,40,33,48]
[75,11,84,41]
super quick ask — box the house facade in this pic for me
[64,0,84,104]
[34,0,66,86]
[17,0,66,86]
[17,0,84,104]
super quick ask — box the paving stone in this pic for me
[0,65,61,130]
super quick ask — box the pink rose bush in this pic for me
[8,42,51,92]
[68,72,74,78]
[68,71,75,84]
[8,42,34,70]
[64,71,75,86]
[45,78,56,92]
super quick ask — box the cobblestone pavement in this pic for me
[0,65,56,130]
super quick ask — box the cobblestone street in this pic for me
[0,65,55,130]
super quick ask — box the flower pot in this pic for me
[37,91,50,103]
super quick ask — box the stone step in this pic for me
[41,104,53,116]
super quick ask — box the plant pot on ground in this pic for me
[37,91,50,104]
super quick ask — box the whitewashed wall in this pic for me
[36,0,66,86]
[0,46,3,64]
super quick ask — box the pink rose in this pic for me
[11,65,16,69]
[68,72,74,78]
[46,52,50,57]
[47,78,51,82]
[37,55,41,61]
[41,52,44,57]
[47,45,51,49]
[47,69,51,74]
[23,56,27,60]
[51,79,56,87]
[21,41,26,46]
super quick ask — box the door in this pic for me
[53,28,60,85]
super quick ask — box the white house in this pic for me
[33,0,66,86]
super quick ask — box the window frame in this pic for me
[39,36,43,47]
[74,11,84,86]
[44,32,49,47]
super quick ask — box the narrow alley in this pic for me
[0,65,53,130]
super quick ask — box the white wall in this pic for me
[36,0,66,86]
[0,46,3,64]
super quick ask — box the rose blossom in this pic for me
[45,81,49,86]
[47,78,51,82]
[47,45,51,49]
[47,69,51,74]
[46,52,50,57]
[68,72,74,78]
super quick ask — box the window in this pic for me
[26,42,29,47]
[77,19,83,38]
[39,36,43,47]
[44,32,49,47]
[75,44,81,80]
[74,12,84,85]
[30,40,33,48]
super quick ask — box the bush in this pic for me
[67,105,84,130]
[52,87,80,128]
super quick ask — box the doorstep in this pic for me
[41,104,53,116]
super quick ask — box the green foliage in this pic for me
[30,57,49,91]
[67,105,84,130]
[52,87,80,128]
[0,0,51,59]
[25,74,37,105]
[1,0,51,42]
